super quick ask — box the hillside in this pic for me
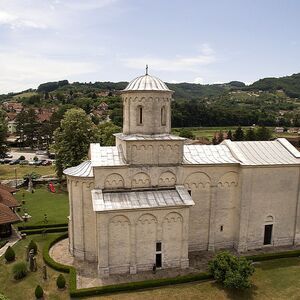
[1,73,300,128]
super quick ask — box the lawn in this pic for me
[89,258,300,300]
[0,234,69,300]
[0,165,55,180]
[1,238,300,299]
[15,186,69,226]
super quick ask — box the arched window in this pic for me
[161,106,166,126]
[137,106,143,125]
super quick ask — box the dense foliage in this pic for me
[56,274,66,289]
[209,252,255,289]
[53,108,98,177]
[28,240,38,255]
[12,261,28,280]
[34,285,44,299]
[4,246,15,262]
[0,110,8,156]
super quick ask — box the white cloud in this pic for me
[0,0,118,29]
[0,51,96,93]
[192,77,204,84]
[121,45,216,72]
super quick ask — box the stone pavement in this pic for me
[49,239,212,289]
[50,238,300,289]
[0,228,21,257]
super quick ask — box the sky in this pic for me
[0,0,300,93]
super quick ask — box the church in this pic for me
[64,71,300,277]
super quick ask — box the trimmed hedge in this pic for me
[18,223,68,231]
[21,227,68,235]
[44,233,300,298]
[70,272,212,298]
[246,249,300,262]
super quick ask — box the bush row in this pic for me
[44,233,300,298]
[18,223,68,230]
[21,227,68,235]
[246,249,300,262]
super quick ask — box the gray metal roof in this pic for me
[89,143,126,166]
[92,185,194,212]
[123,74,171,92]
[63,160,93,177]
[183,144,239,165]
[222,139,300,166]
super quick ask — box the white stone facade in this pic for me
[65,73,300,277]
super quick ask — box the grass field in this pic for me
[0,165,55,180]
[0,234,69,300]
[15,186,69,226]
[172,126,300,141]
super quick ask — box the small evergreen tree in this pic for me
[227,130,233,140]
[56,274,66,289]
[212,133,218,145]
[28,240,38,255]
[233,126,244,141]
[217,131,224,144]
[35,285,43,299]
[256,126,272,140]
[245,128,256,141]
[4,246,15,262]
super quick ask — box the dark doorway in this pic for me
[264,224,273,245]
[156,253,162,268]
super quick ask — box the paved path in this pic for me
[50,239,207,289]
[0,228,21,257]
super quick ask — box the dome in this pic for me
[124,74,171,92]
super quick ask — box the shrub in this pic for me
[0,293,9,300]
[209,251,255,289]
[35,285,44,299]
[56,274,66,289]
[19,155,25,160]
[4,246,15,262]
[28,240,38,254]
[12,261,28,280]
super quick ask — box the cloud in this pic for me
[0,51,95,93]
[192,77,204,84]
[121,45,216,72]
[0,0,118,29]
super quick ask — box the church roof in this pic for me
[92,185,194,212]
[183,144,239,165]
[0,203,20,225]
[63,160,94,177]
[123,74,171,92]
[222,138,300,166]
[63,138,300,178]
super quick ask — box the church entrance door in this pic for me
[264,224,273,245]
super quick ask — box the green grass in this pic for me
[172,126,300,141]
[15,187,69,226]
[83,258,300,300]
[2,237,300,299]
[0,165,55,180]
[13,91,38,99]
[0,234,69,300]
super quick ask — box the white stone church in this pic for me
[64,72,300,277]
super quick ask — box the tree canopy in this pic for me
[53,108,97,177]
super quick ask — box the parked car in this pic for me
[36,150,48,156]
[9,159,20,165]
[19,160,29,165]
[33,160,44,166]
[42,160,52,166]
[0,159,5,164]
[0,153,13,159]
[3,158,12,164]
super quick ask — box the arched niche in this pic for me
[158,171,176,187]
[184,172,211,190]
[132,172,151,188]
[104,173,125,189]
[217,171,239,188]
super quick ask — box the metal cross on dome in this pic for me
[146,64,148,75]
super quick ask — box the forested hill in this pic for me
[1,72,300,128]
